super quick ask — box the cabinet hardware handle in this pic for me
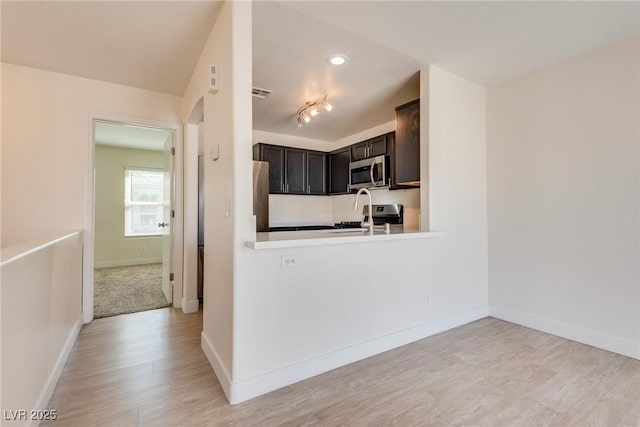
[281,183,284,192]
[286,184,289,192]
[370,159,376,186]
[308,184,310,193]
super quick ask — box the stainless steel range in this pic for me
[362,204,403,226]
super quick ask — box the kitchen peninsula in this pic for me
[248,199,439,250]
[248,227,444,250]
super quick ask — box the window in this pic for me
[124,168,165,237]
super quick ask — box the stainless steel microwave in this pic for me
[349,155,389,190]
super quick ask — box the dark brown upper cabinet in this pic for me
[328,147,351,195]
[253,144,285,193]
[350,134,388,161]
[394,99,420,186]
[306,151,327,195]
[285,148,306,194]
[254,102,420,195]
[254,143,327,195]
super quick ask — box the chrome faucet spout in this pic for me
[353,188,374,232]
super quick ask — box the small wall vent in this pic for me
[252,87,273,99]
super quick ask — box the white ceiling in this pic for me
[252,1,420,141]
[284,1,640,86]
[1,1,223,96]
[254,0,639,140]
[94,121,171,151]
[3,1,638,141]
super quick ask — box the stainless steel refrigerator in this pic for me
[197,155,204,301]
[253,161,269,232]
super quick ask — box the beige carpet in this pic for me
[93,263,170,318]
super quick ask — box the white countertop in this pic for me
[246,226,445,249]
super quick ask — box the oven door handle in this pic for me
[370,159,376,186]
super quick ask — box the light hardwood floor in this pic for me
[44,308,639,426]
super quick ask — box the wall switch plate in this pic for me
[281,255,297,269]
[210,144,219,161]
[209,64,219,94]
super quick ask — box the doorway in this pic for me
[92,120,175,318]
[181,97,204,313]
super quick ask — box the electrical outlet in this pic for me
[424,291,431,305]
[281,255,298,269]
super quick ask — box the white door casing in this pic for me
[162,133,174,304]
[85,114,183,323]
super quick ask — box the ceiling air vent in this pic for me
[252,87,273,99]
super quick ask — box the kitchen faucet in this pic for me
[353,188,374,232]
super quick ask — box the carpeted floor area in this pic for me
[93,263,170,318]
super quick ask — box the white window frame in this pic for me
[124,167,164,238]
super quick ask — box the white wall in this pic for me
[183,1,253,401]
[230,64,488,402]
[487,37,640,358]
[332,120,395,149]
[1,63,182,247]
[253,130,334,152]
[94,145,163,267]
[1,231,83,426]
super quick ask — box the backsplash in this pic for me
[269,188,421,230]
[269,195,334,226]
[332,188,421,230]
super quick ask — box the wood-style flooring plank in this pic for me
[43,308,640,426]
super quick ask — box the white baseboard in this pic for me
[94,258,161,268]
[221,305,489,404]
[201,332,233,402]
[182,299,200,313]
[489,305,640,360]
[30,314,83,427]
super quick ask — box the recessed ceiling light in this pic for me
[329,54,348,65]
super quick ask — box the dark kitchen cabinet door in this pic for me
[368,135,388,157]
[351,135,388,161]
[285,148,306,194]
[350,142,369,161]
[257,144,285,193]
[329,147,351,194]
[388,132,411,190]
[394,99,420,185]
[306,151,327,195]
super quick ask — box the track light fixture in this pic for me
[296,95,333,127]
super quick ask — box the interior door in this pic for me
[161,133,174,304]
